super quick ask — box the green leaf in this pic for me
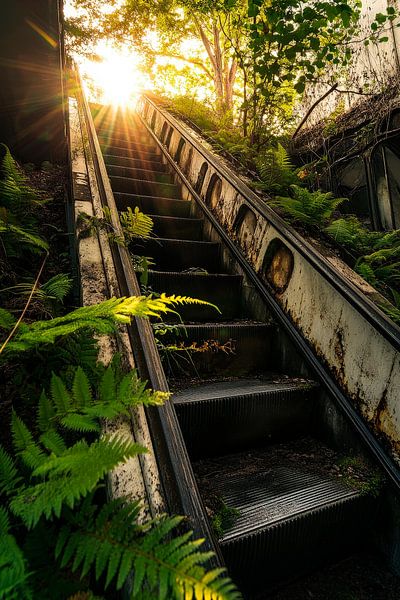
[51,373,72,413]
[72,366,92,408]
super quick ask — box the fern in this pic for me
[37,366,169,434]
[0,308,16,331]
[9,426,147,527]
[0,218,48,255]
[1,274,72,308]
[0,144,45,213]
[354,261,378,287]
[41,273,73,302]
[0,145,48,257]
[255,143,296,193]
[56,494,240,600]
[0,446,21,496]
[120,206,154,240]
[272,185,347,227]
[0,507,31,600]
[325,217,375,254]
[1,294,217,355]
[78,206,153,246]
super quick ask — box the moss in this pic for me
[211,499,241,538]
[338,456,383,498]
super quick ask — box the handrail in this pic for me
[138,106,400,494]
[142,94,400,353]
[72,67,222,563]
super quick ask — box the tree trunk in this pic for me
[194,15,237,117]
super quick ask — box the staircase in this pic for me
[93,106,379,598]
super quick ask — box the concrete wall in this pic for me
[0,0,66,163]
[138,97,400,466]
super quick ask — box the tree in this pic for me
[67,0,396,142]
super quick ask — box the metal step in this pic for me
[105,145,161,162]
[98,131,154,147]
[149,214,204,240]
[158,322,275,376]
[110,175,182,199]
[114,192,192,218]
[174,379,318,458]
[106,164,174,184]
[130,237,221,272]
[100,138,159,156]
[147,271,243,321]
[194,444,375,595]
[104,154,168,172]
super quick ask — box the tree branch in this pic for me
[292,83,338,139]
[152,52,214,80]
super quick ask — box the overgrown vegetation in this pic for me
[0,147,239,599]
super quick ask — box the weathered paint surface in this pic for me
[69,96,165,520]
[138,97,400,465]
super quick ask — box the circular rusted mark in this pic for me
[263,238,294,293]
[234,205,257,251]
[206,174,222,209]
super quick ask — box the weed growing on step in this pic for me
[78,204,154,247]
[212,499,241,539]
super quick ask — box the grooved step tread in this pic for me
[104,154,167,171]
[174,378,317,458]
[105,145,161,160]
[102,137,152,147]
[149,214,204,240]
[216,466,359,543]
[106,165,173,183]
[115,193,192,217]
[131,237,221,272]
[110,175,181,198]
[173,378,317,405]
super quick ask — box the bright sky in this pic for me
[78,41,153,106]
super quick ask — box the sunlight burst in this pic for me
[81,44,150,107]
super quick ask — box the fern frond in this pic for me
[11,436,147,528]
[255,143,295,193]
[0,308,16,331]
[51,373,73,414]
[56,496,241,600]
[0,446,21,495]
[363,246,400,266]
[0,507,31,600]
[37,391,56,433]
[3,295,217,355]
[71,367,92,409]
[120,206,154,240]
[325,217,371,254]
[273,185,347,227]
[0,220,48,254]
[354,261,378,286]
[11,412,47,470]
[39,430,67,455]
[41,274,73,302]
